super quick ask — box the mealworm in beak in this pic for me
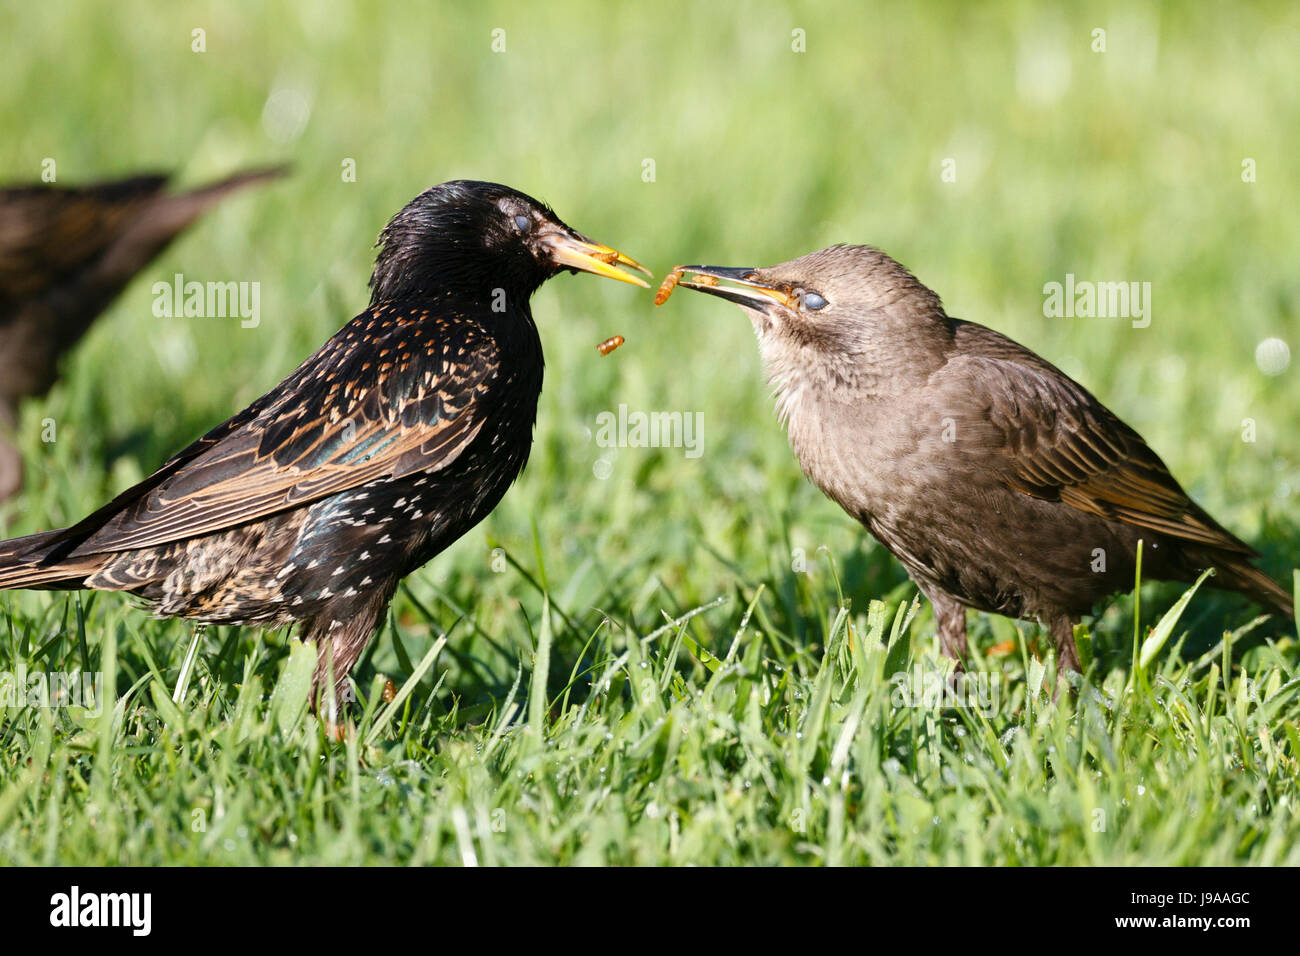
[654,268,682,306]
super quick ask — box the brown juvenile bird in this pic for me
[0,180,649,703]
[0,167,286,501]
[663,246,1293,674]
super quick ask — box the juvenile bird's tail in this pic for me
[1214,558,1295,621]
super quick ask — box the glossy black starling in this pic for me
[0,180,649,703]
[664,246,1293,674]
[0,166,286,500]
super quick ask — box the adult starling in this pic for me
[662,246,1293,674]
[0,180,649,702]
[0,166,286,500]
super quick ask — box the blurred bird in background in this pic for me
[0,166,287,500]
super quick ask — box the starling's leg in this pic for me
[1048,616,1082,701]
[1050,616,1082,674]
[305,583,397,715]
[926,589,968,666]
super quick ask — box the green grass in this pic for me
[1,0,1298,865]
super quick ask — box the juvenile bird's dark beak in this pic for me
[674,266,795,311]
[544,230,652,287]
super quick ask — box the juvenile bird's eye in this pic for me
[513,214,531,232]
[801,291,828,311]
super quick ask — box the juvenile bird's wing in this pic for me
[45,304,502,558]
[944,321,1254,555]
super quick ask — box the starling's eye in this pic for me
[513,214,531,232]
[801,290,828,311]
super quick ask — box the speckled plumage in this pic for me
[0,180,647,704]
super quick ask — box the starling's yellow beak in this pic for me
[668,266,795,311]
[545,231,652,287]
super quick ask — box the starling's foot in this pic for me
[323,720,352,742]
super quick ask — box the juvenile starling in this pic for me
[0,166,286,500]
[0,180,649,702]
[662,246,1293,674]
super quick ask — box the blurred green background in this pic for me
[0,1,1297,865]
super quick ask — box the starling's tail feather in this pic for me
[1215,558,1295,621]
[99,165,290,282]
[151,166,289,229]
[0,528,103,590]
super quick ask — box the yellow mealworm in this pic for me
[654,268,682,305]
[597,335,625,356]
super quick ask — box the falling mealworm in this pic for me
[597,334,625,356]
[382,678,397,702]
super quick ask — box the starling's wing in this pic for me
[946,321,1255,555]
[49,304,502,558]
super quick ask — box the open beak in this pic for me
[545,231,652,287]
[671,266,794,311]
